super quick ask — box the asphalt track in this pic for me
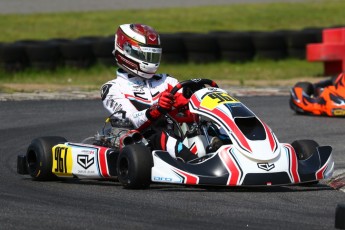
[0,0,342,229]
[1,96,345,230]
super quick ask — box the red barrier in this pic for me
[307,28,345,75]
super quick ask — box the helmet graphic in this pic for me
[113,24,162,79]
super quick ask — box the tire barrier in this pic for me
[216,32,255,62]
[0,40,37,72]
[92,35,114,66]
[160,33,187,63]
[253,31,288,60]
[182,33,220,63]
[287,28,322,59]
[0,26,341,72]
[26,39,66,70]
[59,36,100,68]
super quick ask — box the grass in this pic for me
[0,59,323,91]
[0,0,343,90]
[0,0,344,42]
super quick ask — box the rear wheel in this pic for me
[26,136,67,180]
[117,144,153,189]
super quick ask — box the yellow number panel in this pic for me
[200,92,238,110]
[52,144,73,177]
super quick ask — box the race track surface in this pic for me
[1,96,344,230]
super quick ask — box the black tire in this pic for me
[92,36,113,55]
[160,33,187,63]
[253,31,287,50]
[287,29,322,49]
[92,36,115,66]
[255,49,287,60]
[187,51,220,63]
[26,41,62,70]
[220,50,254,62]
[0,42,31,71]
[217,32,254,52]
[183,33,220,63]
[26,136,67,181]
[116,144,153,189]
[287,48,306,59]
[60,37,99,68]
[253,31,288,60]
[161,52,187,63]
[291,139,319,160]
[294,81,314,96]
[160,33,186,53]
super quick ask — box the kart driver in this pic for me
[100,23,199,162]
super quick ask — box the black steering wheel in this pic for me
[169,78,219,97]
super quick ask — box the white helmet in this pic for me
[113,24,162,79]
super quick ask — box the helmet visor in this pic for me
[124,44,162,64]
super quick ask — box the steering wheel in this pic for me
[169,78,219,96]
[163,79,219,140]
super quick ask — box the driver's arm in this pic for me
[101,81,174,131]
[101,82,151,129]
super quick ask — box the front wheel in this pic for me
[26,136,67,181]
[291,139,320,185]
[116,144,153,189]
[291,139,319,160]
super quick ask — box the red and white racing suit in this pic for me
[100,68,197,162]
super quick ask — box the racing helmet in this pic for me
[113,24,162,79]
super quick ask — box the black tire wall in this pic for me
[0,25,342,72]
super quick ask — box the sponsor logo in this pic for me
[101,84,111,100]
[133,111,145,118]
[153,176,173,182]
[257,163,275,171]
[77,155,94,169]
[332,109,345,116]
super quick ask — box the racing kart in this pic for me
[17,79,334,189]
[290,77,345,116]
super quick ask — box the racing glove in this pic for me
[166,84,189,109]
[146,91,174,120]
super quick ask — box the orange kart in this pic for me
[290,73,345,116]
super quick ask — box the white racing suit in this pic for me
[101,68,197,162]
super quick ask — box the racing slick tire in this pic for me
[290,81,315,114]
[117,144,153,189]
[26,136,67,181]
[291,139,319,160]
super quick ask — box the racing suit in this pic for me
[101,68,197,162]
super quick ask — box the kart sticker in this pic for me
[200,92,238,110]
[52,144,73,177]
[332,108,345,116]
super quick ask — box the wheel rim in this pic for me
[27,150,38,173]
[118,157,129,178]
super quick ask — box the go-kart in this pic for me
[17,79,334,189]
[290,77,345,116]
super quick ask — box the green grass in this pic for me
[0,60,323,90]
[0,0,344,42]
[0,0,342,89]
